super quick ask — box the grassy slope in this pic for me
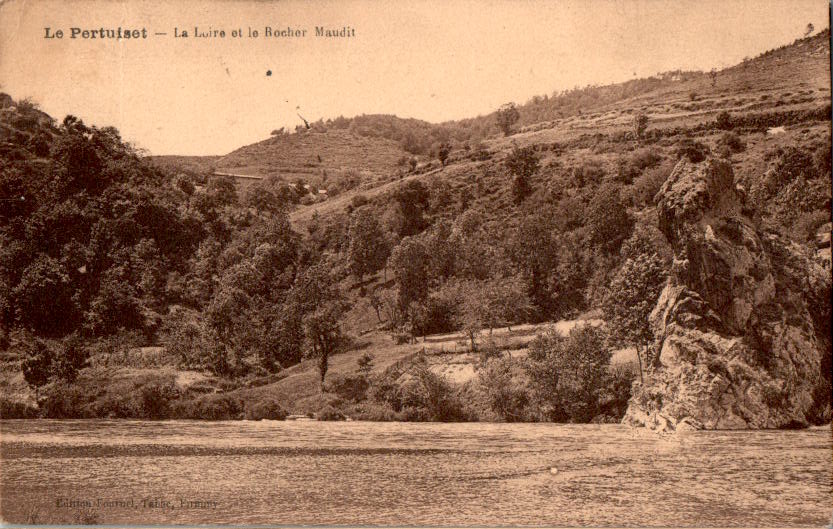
[212,128,410,188]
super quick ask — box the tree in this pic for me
[451,277,530,350]
[437,142,452,166]
[603,251,667,381]
[388,237,429,313]
[478,357,530,422]
[496,102,520,136]
[633,112,649,140]
[485,276,533,332]
[304,303,346,385]
[392,180,430,237]
[21,339,53,399]
[357,352,374,377]
[52,334,89,383]
[368,289,384,323]
[505,146,539,204]
[525,325,612,422]
[587,183,633,252]
[347,208,391,281]
[508,213,559,315]
[290,264,349,384]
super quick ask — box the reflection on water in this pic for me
[1,420,831,526]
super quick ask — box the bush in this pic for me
[674,138,711,163]
[718,132,745,154]
[633,162,673,206]
[325,373,369,403]
[317,404,346,421]
[138,381,179,419]
[616,149,662,184]
[477,357,530,422]
[773,146,816,183]
[814,142,831,177]
[0,398,39,418]
[170,394,244,420]
[414,367,470,422]
[715,111,733,130]
[244,399,288,420]
[525,325,616,422]
[371,371,404,411]
[346,401,401,421]
[40,382,94,418]
[572,161,605,187]
[790,210,830,243]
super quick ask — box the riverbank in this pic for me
[1,320,635,423]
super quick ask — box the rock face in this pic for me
[624,158,831,431]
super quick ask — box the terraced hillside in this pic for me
[215,129,409,188]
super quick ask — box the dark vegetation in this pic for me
[1,28,830,422]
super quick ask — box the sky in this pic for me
[0,0,829,156]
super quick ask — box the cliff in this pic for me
[624,158,831,431]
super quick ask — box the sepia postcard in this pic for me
[0,0,831,527]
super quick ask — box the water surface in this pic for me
[1,420,830,526]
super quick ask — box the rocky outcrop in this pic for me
[624,158,830,431]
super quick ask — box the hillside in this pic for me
[1,29,830,426]
[149,30,830,198]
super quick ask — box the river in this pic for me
[1,420,830,526]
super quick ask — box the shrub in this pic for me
[718,131,746,154]
[92,391,136,418]
[317,404,346,421]
[325,373,370,403]
[171,394,244,420]
[414,367,470,422]
[469,144,491,161]
[790,210,830,243]
[346,401,401,421]
[505,146,540,204]
[525,325,615,422]
[674,138,711,163]
[587,183,633,252]
[633,161,673,206]
[572,160,605,187]
[814,141,831,177]
[633,113,649,139]
[244,399,288,420]
[477,357,530,422]
[371,371,404,411]
[598,365,635,420]
[616,149,662,184]
[0,398,39,418]
[138,381,179,419]
[715,111,733,130]
[40,382,93,418]
[774,146,817,182]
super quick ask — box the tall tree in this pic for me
[496,102,520,136]
[603,251,667,381]
[388,237,429,313]
[347,208,391,281]
[505,146,540,204]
